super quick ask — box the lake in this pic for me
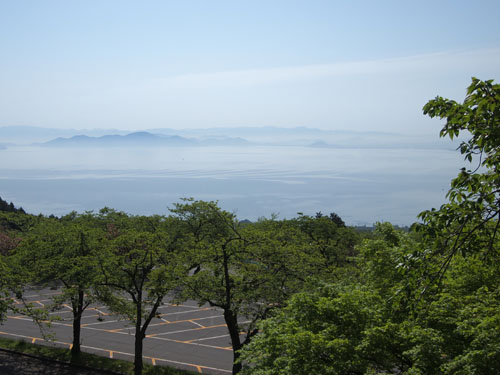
[0,145,465,225]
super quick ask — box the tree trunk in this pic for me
[134,295,144,375]
[134,329,144,375]
[224,309,243,374]
[71,312,81,359]
[70,289,84,360]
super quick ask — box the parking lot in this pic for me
[0,288,235,374]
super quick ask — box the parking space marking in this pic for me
[158,303,202,309]
[82,326,128,334]
[0,330,231,374]
[3,292,235,373]
[145,334,233,351]
[184,334,229,343]
[157,307,216,317]
[15,298,53,305]
[23,292,62,298]
[148,315,223,328]
[189,320,205,328]
[106,314,222,333]
[146,324,226,338]
[48,310,72,315]
[81,319,120,327]
[0,330,72,350]
[91,307,109,315]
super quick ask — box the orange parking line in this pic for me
[157,307,213,317]
[89,307,109,315]
[147,335,233,351]
[146,323,226,338]
[0,331,232,374]
[146,315,223,329]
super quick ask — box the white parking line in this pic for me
[190,320,205,328]
[148,314,223,328]
[158,307,219,317]
[82,319,121,327]
[145,333,233,351]
[188,334,230,342]
[22,292,62,298]
[0,330,232,374]
[148,324,226,337]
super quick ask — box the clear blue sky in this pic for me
[1,0,499,133]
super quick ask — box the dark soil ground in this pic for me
[0,349,112,375]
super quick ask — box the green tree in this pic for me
[0,211,42,323]
[14,214,101,358]
[240,78,500,375]
[0,253,12,322]
[294,213,358,275]
[0,196,26,214]
[97,212,179,375]
[238,224,437,375]
[420,77,500,280]
[239,284,383,375]
[171,199,316,374]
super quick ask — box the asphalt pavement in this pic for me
[0,288,236,374]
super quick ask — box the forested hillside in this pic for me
[0,196,25,214]
[0,78,499,375]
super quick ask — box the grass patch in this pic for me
[0,336,198,375]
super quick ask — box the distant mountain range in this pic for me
[0,126,129,142]
[0,125,395,143]
[41,131,251,148]
[0,125,457,150]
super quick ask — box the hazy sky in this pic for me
[1,0,500,133]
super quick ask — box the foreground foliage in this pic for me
[240,78,500,374]
[241,223,500,374]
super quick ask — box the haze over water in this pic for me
[0,143,464,225]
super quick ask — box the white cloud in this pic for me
[162,48,500,89]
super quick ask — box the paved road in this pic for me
[0,289,236,374]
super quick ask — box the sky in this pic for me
[1,0,500,134]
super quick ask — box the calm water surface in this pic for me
[0,145,464,225]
